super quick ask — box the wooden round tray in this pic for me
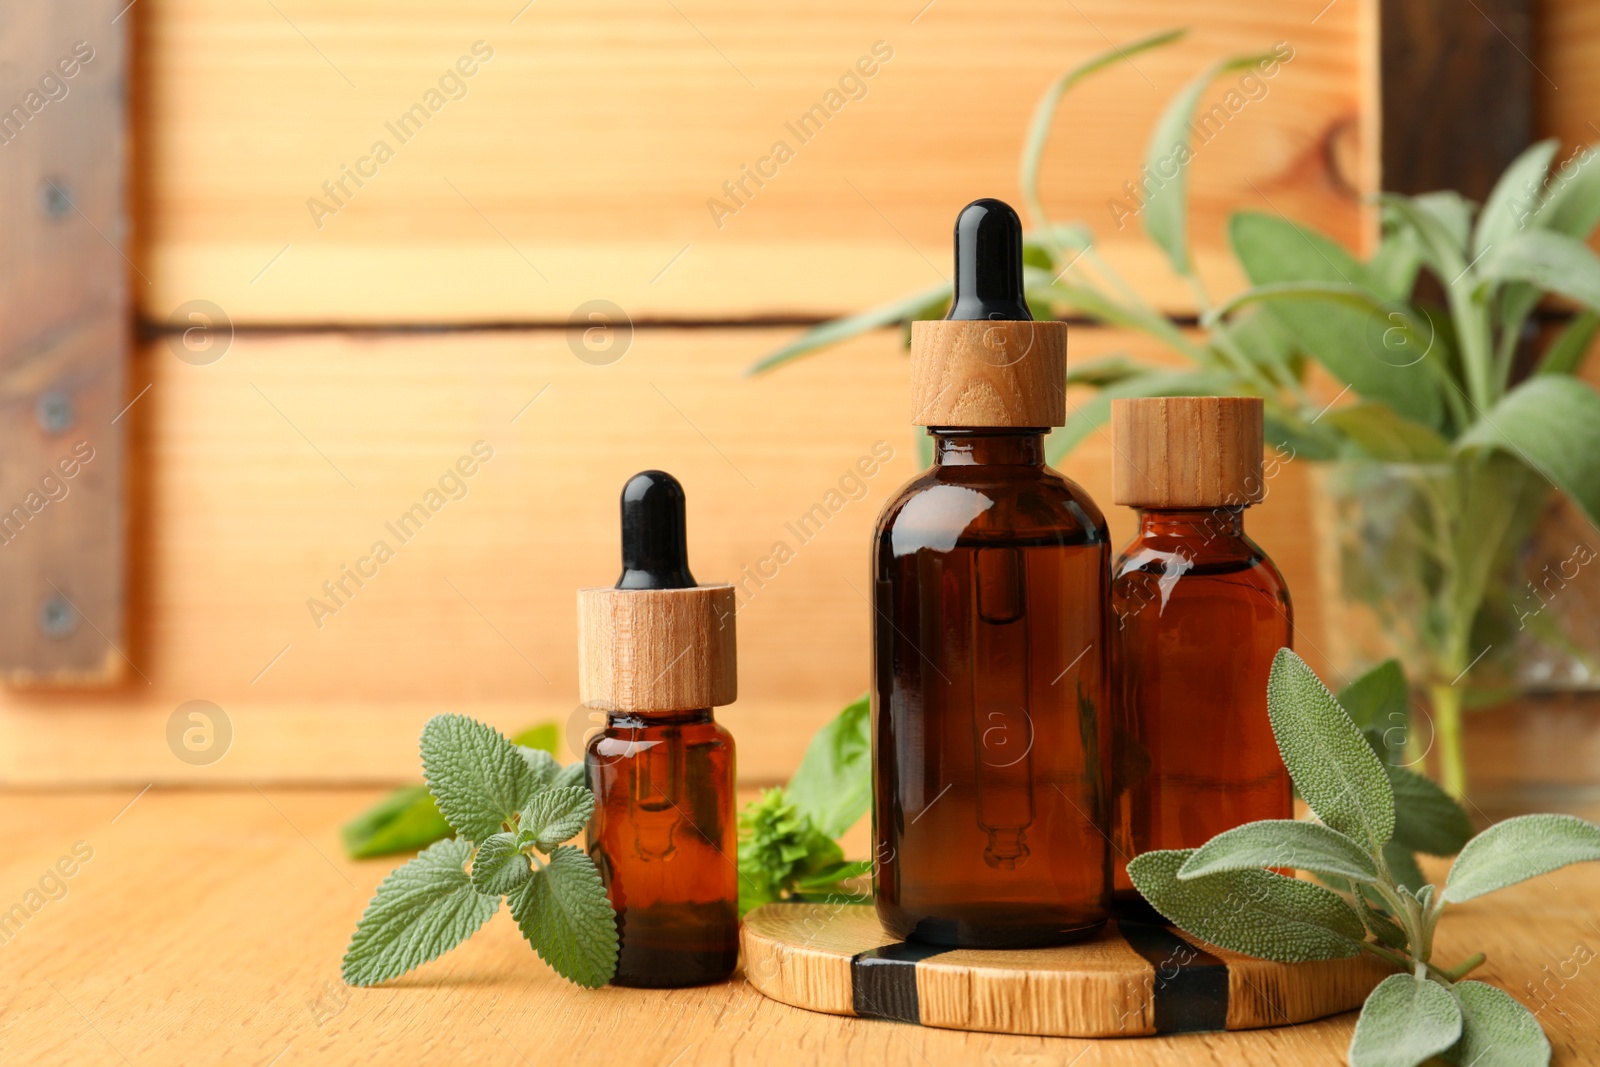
[742,903,1388,1038]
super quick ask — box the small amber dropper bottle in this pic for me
[872,198,1112,948]
[577,471,739,987]
[1108,397,1293,908]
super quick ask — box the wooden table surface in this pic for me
[2,787,1596,1066]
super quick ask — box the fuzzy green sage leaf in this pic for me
[1267,649,1395,852]
[1127,849,1364,962]
[1177,819,1379,885]
[1444,813,1600,903]
[1442,980,1551,1067]
[1348,973,1462,1067]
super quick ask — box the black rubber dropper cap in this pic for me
[616,470,697,590]
[946,198,1033,322]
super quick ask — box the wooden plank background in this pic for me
[4,0,1597,785]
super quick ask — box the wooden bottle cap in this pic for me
[1111,397,1264,508]
[909,319,1067,427]
[577,586,737,712]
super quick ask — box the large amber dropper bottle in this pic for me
[871,198,1112,948]
[1107,397,1293,908]
[577,471,739,986]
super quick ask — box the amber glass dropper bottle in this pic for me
[871,198,1112,948]
[1108,397,1293,909]
[577,471,739,986]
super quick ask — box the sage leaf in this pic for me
[1534,309,1600,377]
[1348,973,1463,1067]
[421,715,536,843]
[750,281,952,374]
[520,787,595,851]
[1457,375,1600,528]
[1267,650,1395,853]
[1388,765,1474,857]
[1383,841,1427,894]
[1321,405,1450,464]
[519,746,560,790]
[1142,51,1280,276]
[1537,141,1600,239]
[1126,849,1365,962]
[470,832,531,895]
[1480,228,1600,310]
[1229,212,1442,427]
[1443,981,1552,1067]
[1473,139,1558,256]
[509,845,619,988]
[1444,814,1600,903]
[342,838,499,987]
[1178,820,1379,885]
[785,695,872,839]
[1354,892,1409,951]
[1337,659,1410,733]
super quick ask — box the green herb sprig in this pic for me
[341,714,618,989]
[1129,650,1600,1067]
[737,696,873,913]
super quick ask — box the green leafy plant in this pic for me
[341,714,617,989]
[750,27,1600,797]
[342,722,560,859]
[1128,649,1600,1067]
[737,696,873,914]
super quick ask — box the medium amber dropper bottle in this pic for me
[577,471,739,986]
[1108,397,1293,908]
[871,198,1112,948]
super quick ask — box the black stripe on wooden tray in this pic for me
[1116,921,1230,1033]
[850,940,952,1023]
[847,921,1230,1033]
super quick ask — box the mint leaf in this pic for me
[342,785,453,859]
[1127,849,1365,962]
[1349,973,1462,1067]
[1443,981,1551,1067]
[421,715,535,843]
[1444,814,1600,903]
[509,845,618,988]
[1383,841,1427,893]
[1177,820,1379,885]
[553,761,587,790]
[520,787,594,851]
[1388,766,1474,856]
[518,746,560,791]
[1267,650,1395,852]
[785,695,871,839]
[471,831,531,895]
[341,838,499,987]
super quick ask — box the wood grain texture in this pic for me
[0,326,1329,785]
[743,903,1386,1037]
[0,1,128,682]
[133,0,1368,323]
[1111,396,1264,508]
[0,788,1593,1066]
[578,586,738,711]
[1381,0,1534,200]
[909,321,1066,427]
